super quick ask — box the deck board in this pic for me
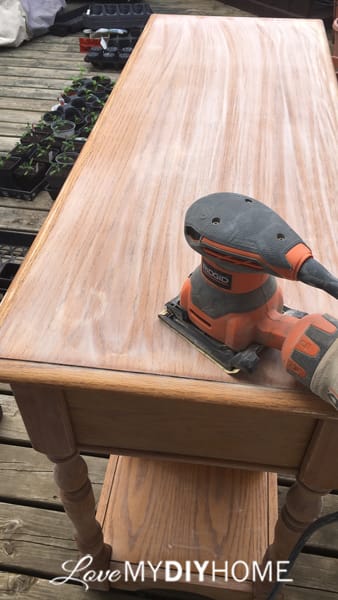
[0,192,53,211]
[0,573,337,600]
[0,445,107,507]
[0,1,337,598]
[0,207,48,232]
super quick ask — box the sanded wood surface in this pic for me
[66,386,317,469]
[0,16,336,406]
[0,5,337,599]
[97,455,276,596]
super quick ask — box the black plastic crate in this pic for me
[0,229,36,301]
[83,3,152,29]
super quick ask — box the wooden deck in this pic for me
[0,2,337,599]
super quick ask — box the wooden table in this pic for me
[0,14,337,599]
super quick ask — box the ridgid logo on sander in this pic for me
[202,260,232,289]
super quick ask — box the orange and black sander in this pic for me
[159,193,338,408]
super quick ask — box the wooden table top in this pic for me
[0,15,337,415]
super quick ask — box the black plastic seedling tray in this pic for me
[0,179,46,201]
[83,3,152,28]
[50,3,90,35]
[85,45,133,68]
[85,31,140,68]
[0,229,36,301]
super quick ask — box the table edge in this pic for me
[0,357,337,420]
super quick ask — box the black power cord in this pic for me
[267,510,338,600]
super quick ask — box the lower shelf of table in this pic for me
[96,455,278,598]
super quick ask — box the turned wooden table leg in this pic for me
[254,420,338,600]
[12,384,112,590]
[51,451,111,589]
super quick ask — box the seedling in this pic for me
[19,158,39,176]
[0,153,10,168]
[92,75,112,86]
[12,142,35,157]
[52,120,76,139]
[55,152,78,166]
[35,142,55,162]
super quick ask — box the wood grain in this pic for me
[66,387,316,470]
[1,360,337,419]
[299,420,338,490]
[0,207,48,232]
[0,98,54,112]
[0,393,27,442]
[0,501,337,598]
[0,444,107,506]
[0,382,11,393]
[278,487,338,555]
[0,502,77,576]
[98,455,276,594]
[0,191,53,211]
[0,109,45,124]
[0,574,331,600]
[0,16,336,398]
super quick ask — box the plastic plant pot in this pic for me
[52,120,76,139]
[14,160,48,191]
[92,75,111,87]
[44,107,64,122]
[0,155,21,187]
[46,152,78,188]
[55,151,79,166]
[62,106,84,126]
[69,96,87,110]
[11,143,36,160]
[85,94,102,111]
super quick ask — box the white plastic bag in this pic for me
[0,0,66,46]
[20,0,66,38]
[0,0,28,47]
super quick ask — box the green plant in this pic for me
[20,158,38,176]
[0,152,11,167]
[63,85,74,94]
[48,163,63,176]
[93,75,111,84]
[88,112,99,125]
[71,66,87,85]
[13,142,35,155]
[41,135,56,146]
[35,143,54,158]
[43,112,64,126]
[32,121,50,132]
[80,88,95,100]
[23,122,33,135]
[61,137,77,152]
